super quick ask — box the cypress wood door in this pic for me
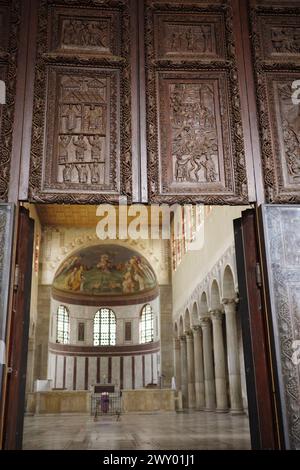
[19,0,258,204]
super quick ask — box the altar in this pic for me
[121,389,176,412]
[26,390,90,414]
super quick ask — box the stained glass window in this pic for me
[140,304,154,344]
[94,308,116,346]
[56,305,70,344]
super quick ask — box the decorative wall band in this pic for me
[51,285,159,307]
[49,341,160,357]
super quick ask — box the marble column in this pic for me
[223,298,243,414]
[192,325,205,410]
[211,310,228,412]
[185,330,196,408]
[173,337,181,391]
[200,317,216,411]
[180,335,188,408]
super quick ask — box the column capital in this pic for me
[199,316,211,328]
[222,297,238,305]
[192,325,202,334]
[173,337,180,348]
[180,334,187,342]
[185,329,194,339]
[211,310,224,321]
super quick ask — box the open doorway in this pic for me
[3,203,275,450]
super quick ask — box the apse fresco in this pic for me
[53,245,157,296]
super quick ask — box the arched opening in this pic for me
[93,308,116,346]
[56,305,70,345]
[223,265,236,300]
[199,292,208,317]
[191,302,199,326]
[140,304,154,344]
[184,308,191,332]
[179,316,184,337]
[210,280,222,311]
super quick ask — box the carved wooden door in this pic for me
[250,0,300,203]
[143,0,256,204]
[24,0,261,205]
[0,0,21,202]
[27,0,134,204]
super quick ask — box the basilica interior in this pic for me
[21,204,251,450]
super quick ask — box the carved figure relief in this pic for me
[278,82,300,183]
[61,18,109,51]
[50,7,120,56]
[170,82,219,184]
[250,7,300,202]
[167,24,213,54]
[30,1,131,203]
[155,13,225,60]
[42,68,118,191]
[271,27,300,54]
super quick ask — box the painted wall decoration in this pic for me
[52,244,158,301]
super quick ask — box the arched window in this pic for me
[94,308,116,346]
[140,304,154,344]
[56,305,70,344]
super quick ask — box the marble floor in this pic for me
[23,411,251,450]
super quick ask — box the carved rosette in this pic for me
[145,0,248,204]
[250,3,300,203]
[29,0,132,203]
[0,0,21,202]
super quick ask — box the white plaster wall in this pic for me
[123,356,132,389]
[172,206,245,320]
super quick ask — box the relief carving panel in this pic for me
[49,7,120,55]
[158,72,230,193]
[263,205,300,449]
[29,0,132,203]
[154,13,225,60]
[251,5,300,202]
[258,16,300,61]
[146,2,248,204]
[266,76,300,190]
[43,67,119,192]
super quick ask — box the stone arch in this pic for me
[210,279,222,310]
[184,308,191,331]
[191,301,199,326]
[179,315,184,336]
[222,265,236,300]
[199,291,209,317]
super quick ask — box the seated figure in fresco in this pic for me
[122,271,135,294]
[65,265,84,291]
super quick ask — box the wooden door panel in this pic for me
[250,0,300,203]
[0,0,21,202]
[234,209,282,449]
[3,207,34,449]
[28,0,132,204]
[145,0,249,204]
